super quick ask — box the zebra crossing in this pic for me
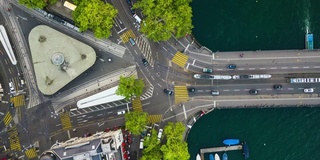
[135,36,154,67]
[148,114,162,124]
[25,148,38,159]
[172,51,189,68]
[10,95,25,107]
[8,126,21,151]
[174,86,189,104]
[140,86,154,101]
[4,112,12,126]
[132,96,142,112]
[60,112,72,130]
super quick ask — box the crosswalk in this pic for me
[148,114,162,124]
[25,148,38,159]
[140,86,154,101]
[60,112,72,130]
[10,95,25,107]
[174,86,189,104]
[120,29,136,43]
[4,112,12,126]
[8,126,21,151]
[172,51,188,68]
[135,36,154,67]
[132,96,142,112]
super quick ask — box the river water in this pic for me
[187,0,320,160]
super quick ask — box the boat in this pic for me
[222,152,228,160]
[209,154,214,160]
[196,154,201,160]
[215,153,220,160]
[242,141,249,159]
[223,139,240,146]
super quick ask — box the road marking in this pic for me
[292,67,299,69]
[234,89,240,91]
[238,68,244,70]
[134,50,138,55]
[192,59,195,65]
[303,66,310,68]
[223,90,229,91]
[56,124,61,126]
[157,83,162,87]
[142,102,150,106]
[281,67,288,69]
[216,69,223,71]
[87,116,93,118]
[266,89,272,90]
[186,63,190,69]
[162,47,168,51]
[198,90,203,92]
[260,68,266,70]
[270,67,277,69]
[249,68,255,70]
[287,88,294,90]
[67,130,70,139]
[314,66,320,68]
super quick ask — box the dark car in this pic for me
[188,88,196,92]
[273,84,283,90]
[129,7,135,15]
[249,89,258,95]
[163,89,173,95]
[9,102,14,109]
[142,58,149,66]
[227,64,237,69]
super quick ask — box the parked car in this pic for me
[273,84,283,90]
[249,89,258,95]
[202,68,213,73]
[303,88,314,93]
[142,58,149,66]
[117,110,126,115]
[188,88,196,92]
[211,90,219,96]
[227,64,237,69]
[157,129,163,140]
[163,89,173,95]
[139,139,144,149]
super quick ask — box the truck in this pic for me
[288,77,320,83]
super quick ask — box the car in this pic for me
[139,139,144,149]
[142,58,149,66]
[9,102,14,109]
[227,64,237,69]
[157,129,163,140]
[273,84,283,90]
[117,110,126,115]
[303,88,314,93]
[249,89,258,95]
[188,88,196,92]
[202,68,213,73]
[163,89,173,95]
[9,82,15,92]
[129,37,136,46]
[211,90,219,96]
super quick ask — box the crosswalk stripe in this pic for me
[148,115,162,123]
[8,126,21,151]
[172,52,188,68]
[25,148,38,159]
[4,112,12,126]
[174,86,189,104]
[60,112,72,130]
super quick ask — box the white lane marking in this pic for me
[217,69,223,71]
[270,67,277,69]
[87,116,93,118]
[260,68,266,70]
[150,76,155,80]
[206,90,211,92]
[77,118,83,121]
[234,89,240,91]
[238,68,245,70]
[292,67,299,69]
[134,50,138,55]
[223,90,229,91]
[288,88,294,90]
[162,47,168,51]
[314,66,320,68]
[281,67,288,69]
[198,90,203,92]
[303,66,310,68]
[97,114,103,117]
[266,89,272,90]
[249,68,255,70]
[157,83,162,87]
[186,63,190,69]
[192,59,195,65]
[56,124,61,126]
[142,102,150,106]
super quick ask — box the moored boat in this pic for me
[222,152,228,160]
[242,141,249,159]
[223,139,240,146]
[196,154,201,160]
[215,153,220,160]
[209,154,214,160]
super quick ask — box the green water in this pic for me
[188,0,320,159]
[187,108,320,160]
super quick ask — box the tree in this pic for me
[134,0,193,42]
[141,129,162,160]
[72,0,117,38]
[160,122,190,160]
[124,111,148,135]
[116,75,144,100]
[19,0,57,9]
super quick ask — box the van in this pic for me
[211,90,219,96]
[129,38,136,46]
[133,14,142,24]
[139,139,144,149]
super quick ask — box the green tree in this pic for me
[141,129,162,160]
[116,75,144,100]
[19,0,57,9]
[72,0,117,38]
[160,122,190,160]
[134,0,193,42]
[124,111,148,135]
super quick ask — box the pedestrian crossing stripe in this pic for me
[120,30,136,43]
[25,148,38,159]
[8,126,21,151]
[60,112,72,130]
[172,51,188,68]
[132,96,142,112]
[148,115,162,124]
[4,112,12,126]
[174,86,189,104]
[10,95,25,107]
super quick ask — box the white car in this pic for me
[157,129,163,140]
[303,88,314,93]
[117,110,126,115]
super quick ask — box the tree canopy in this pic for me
[116,75,144,100]
[73,0,117,38]
[134,0,193,42]
[124,111,148,135]
[141,129,162,160]
[160,122,190,160]
[19,0,57,9]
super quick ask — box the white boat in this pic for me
[196,154,201,160]
[215,153,220,160]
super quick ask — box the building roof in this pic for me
[28,25,96,95]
